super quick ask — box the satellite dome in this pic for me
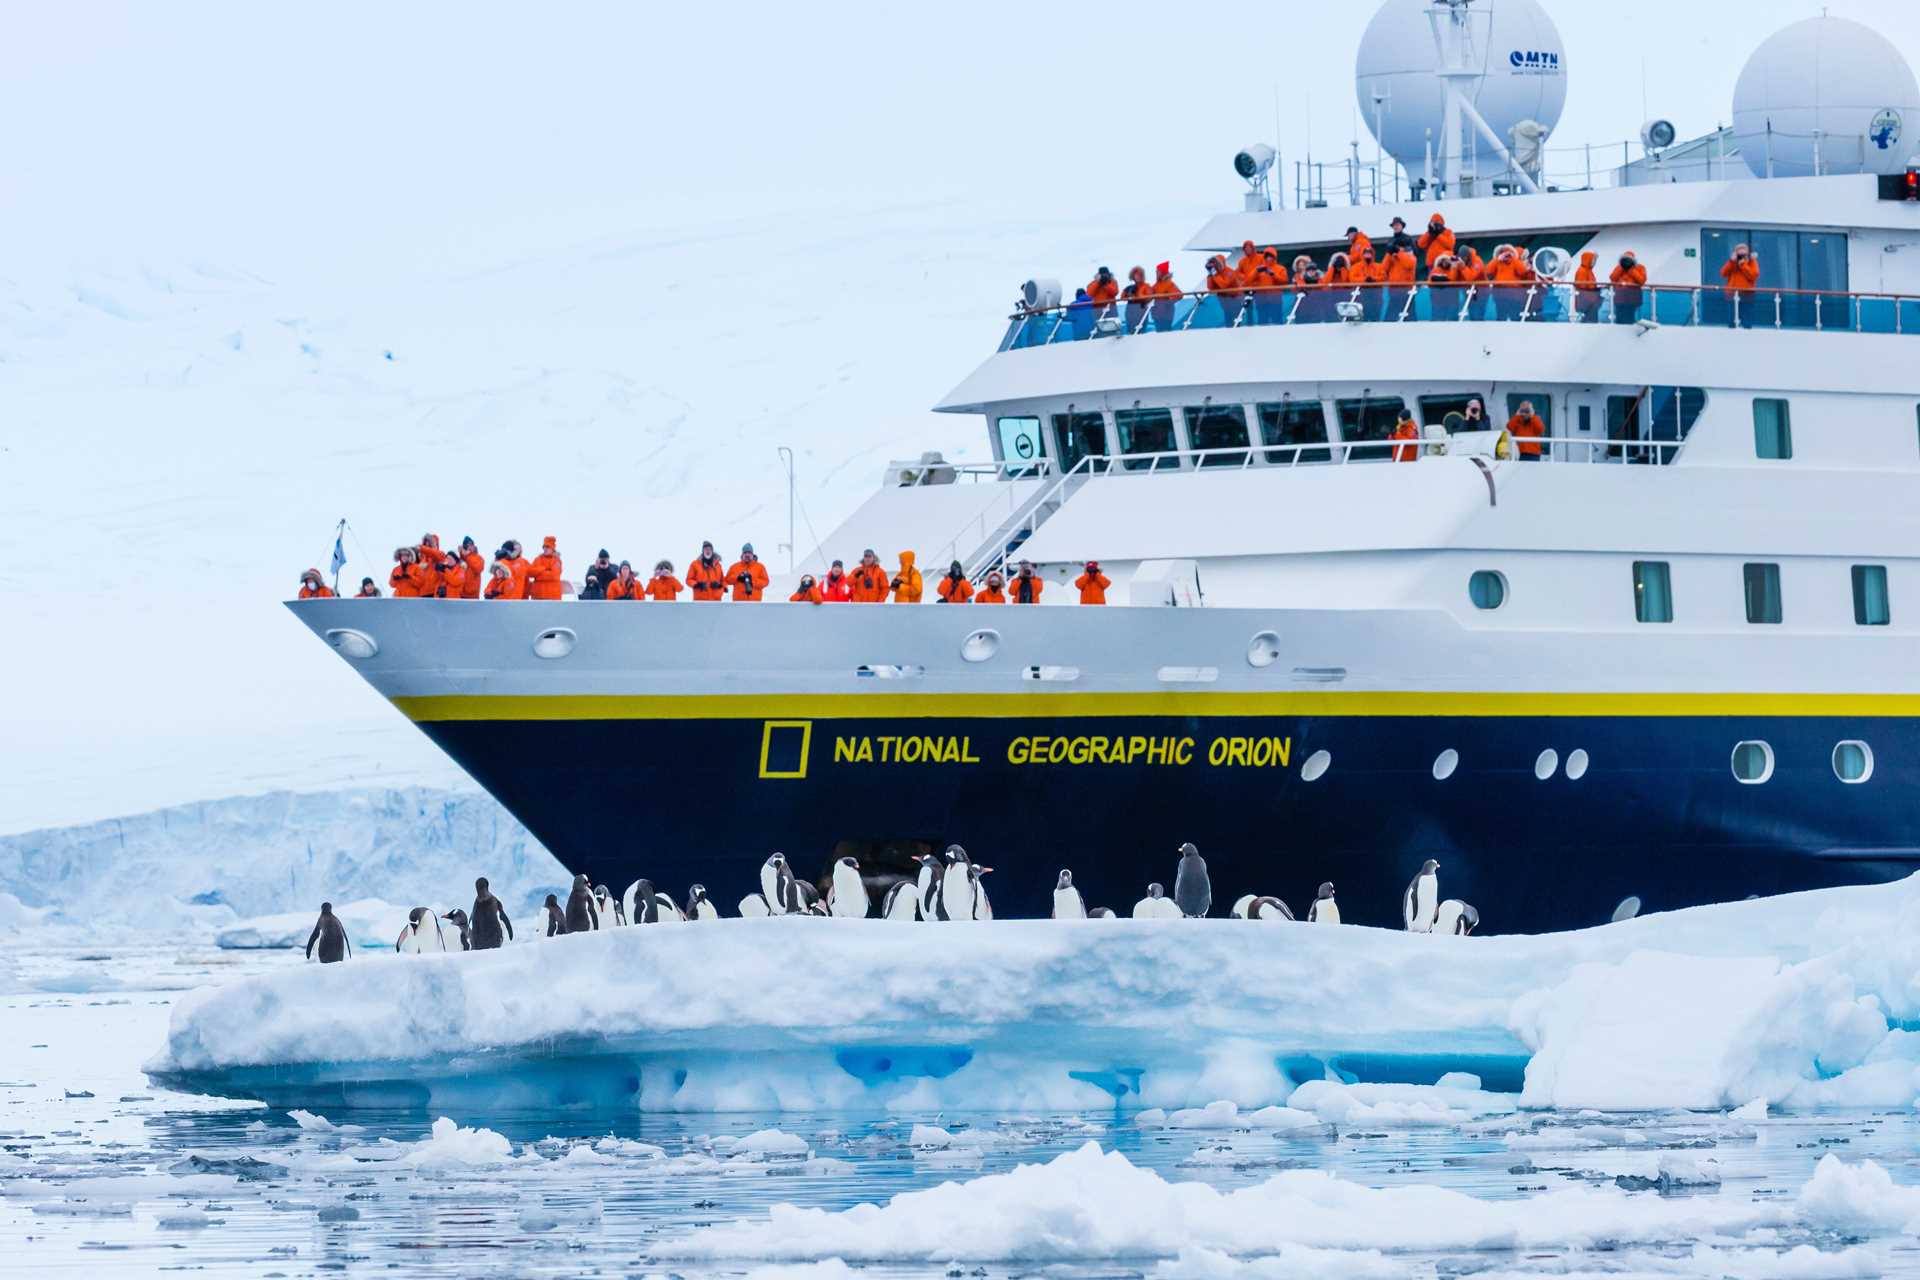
[1356,0,1567,183]
[1732,15,1920,179]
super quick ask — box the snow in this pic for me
[1795,1153,1920,1234]
[147,874,1920,1116]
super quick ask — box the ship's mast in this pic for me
[1424,0,1541,197]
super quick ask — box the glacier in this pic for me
[146,873,1920,1115]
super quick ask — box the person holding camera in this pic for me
[936,560,972,603]
[686,541,728,601]
[1720,243,1760,328]
[483,561,518,600]
[647,559,685,601]
[457,537,484,598]
[789,574,823,604]
[889,551,922,603]
[580,548,617,600]
[1010,559,1044,604]
[1609,251,1647,325]
[496,540,531,598]
[1074,561,1110,605]
[975,570,1008,604]
[607,561,643,600]
[390,546,425,597]
[727,543,769,601]
[848,549,890,603]
[436,551,467,598]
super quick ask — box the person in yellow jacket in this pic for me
[889,551,923,603]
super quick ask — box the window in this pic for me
[1113,408,1177,471]
[1417,394,1484,433]
[1336,396,1407,463]
[1833,741,1874,783]
[994,416,1045,476]
[1633,561,1673,623]
[1468,570,1507,610]
[1743,563,1782,624]
[1184,404,1250,467]
[1611,389,1705,465]
[1731,740,1774,784]
[1256,400,1331,464]
[1052,411,1108,474]
[1852,565,1890,626]
[1752,399,1792,460]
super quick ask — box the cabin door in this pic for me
[1563,392,1604,464]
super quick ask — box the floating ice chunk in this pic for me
[1244,1106,1323,1132]
[155,1207,222,1229]
[1135,1108,1169,1128]
[400,1117,514,1169]
[1285,1081,1516,1128]
[730,1129,811,1159]
[594,1136,667,1159]
[1796,1154,1920,1234]
[287,1108,357,1132]
[1730,1097,1769,1121]
[1434,1071,1481,1091]
[908,1124,954,1149]
[558,1143,616,1165]
[1164,1101,1247,1130]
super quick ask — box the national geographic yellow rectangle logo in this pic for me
[758,720,813,779]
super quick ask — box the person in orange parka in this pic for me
[889,551,923,603]
[1206,255,1245,327]
[1010,559,1044,604]
[1417,213,1455,269]
[1148,262,1182,332]
[1391,408,1421,463]
[390,546,425,598]
[848,549,890,602]
[1247,254,1289,324]
[435,552,467,599]
[1085,266,1119,306]
[1325,253,1354,288]
[1346,226,1373,262]
[483,561,519,600]
[789,574,823,604]
[607,561,644,600]
[935,560,973,603]
[1487,245,1531,321]
[974,570,1008,604]
[1720,243,1760,328]
[1507,399,1547,461]
[647,559,685,601]
[1075,560,1110,605]
[457,537,485,599]
[726,543,769,601]
[1382,245,1419,318]
[1609,251,1648,324]
[298,569,335,599]
[1356,246,1386,286]
[1234,239,1264,280]
[497,540,531,599]
[1573,250,1602,324]
[526,537,565,600]
[819,560,852,602]
[686,541,728,600]
[417,533,443,576]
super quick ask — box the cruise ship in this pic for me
[291,3,1920,931]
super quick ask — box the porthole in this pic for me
[1565,749,1590,780]
[1611,896,1642,923]
[324,628,378,660]
[1468,571,1508,611]
[960,629,1000,663]
[1432,748,1459,780]
[1534,748,1559,780]
[532,627,576,659]
[1832,741,1874,784]
[1246,631,1282,668]
[1731,740,1774,785]
[1301,749,1332,782]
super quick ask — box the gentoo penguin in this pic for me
[470,877,513,949]
[1307,882,1340,925]
[394,907,448,954]
[594,884,625,927]
[760,854,802,915]
[1244,895,1295,921]
[912,853,941,921]
[625,879,682,924]
[1172,843,1212,918]
[937,845,974,922]
[1403,859,1441,933]
[1088,907,1117,919]
[880,879,920,921]
[795,878,823,913]
[1052,870,1087,920]
[539,893,567,937]
[737,892,773,918]
[1131,884,1182,920]
[442,908,473,951]
[686,885,721,920]
[968,863,994,921]
[305,902,350,963]
[564,874,601,933]
[828,857,869,919]
[1435,899,1480,936]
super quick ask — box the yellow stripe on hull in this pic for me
[392,691,1920,723]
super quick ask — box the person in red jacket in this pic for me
[1074,561,1110,605]
[606,561,643,600]
[974,570,1007,604]
[1085,266,1119,308]
[1507,400,1547,461]
[417,533,442,573]
[726,543,769,601]
[685,541,728,600]
[435,552,467,599]
[483,561,518,600]
[1205,255,1245,327]
[789,574,823,604]
[1609,251,1648,325]
[497,540,531,599]
[1720,243,1760,328]
[1010,559,1044,604]
[1573,250,1602,324]
[848,549,890,602]
[527,537,564,600]
[390,546,424,598]
[647,559,685,601]
[1391,408,1421,463]
[1382,246,1419,319]
[819,560,852,602]
[1416,213,1455,269]
[297,568,335,599]
[1148,261,1182,332]
[935,560,973,603]
[457,537,484,598]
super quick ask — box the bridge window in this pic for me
[994,416,1045,476]
[1743,563,1782,624]
[1184,403,1250,467]
[1052,411,1108,474]
[1336,396,1406,463]
[1852,565,1890,626]
[1752,399,1792,460]
[1256,400,1330,464]
[1114,408,1177,472]
[1633,560,1673,623]
[1700,228,1848,328]
[1418,394,1483,433]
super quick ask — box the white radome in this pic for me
[1355,0,1567,182]
[1732,15,1920,179]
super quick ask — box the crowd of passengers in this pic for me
[1044,212,1764,331]
[295,537,1114,606]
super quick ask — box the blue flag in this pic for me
[330,530,347,577]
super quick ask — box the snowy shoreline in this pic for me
[146,875,1920,1116]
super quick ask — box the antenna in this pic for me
[1423,0,1541,196]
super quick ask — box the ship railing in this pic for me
[996,282,1920,352]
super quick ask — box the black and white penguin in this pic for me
[686,885,721,921]
[738,892,773,918]
[394,907,448,953]
[539,893,567,937]
[880,879,920,921]
[442,908,473,951]
[1088,907,1117,919]
[651,887,684,923]
[625,879,682,924]
[1131,884,1181,920]
[912,853,941,921]
[1307,882,1340,925]
[564,874,601,933]
[1172,843,1211,918]
[594,884,625,927]
[1403,859,1441,933]
[1052,870,1087,920]
[937,845,973,922]
[1247,895,1294,921]
[1435,899,1480,936]
[470,877,513,949]
[305,902,350,963]
[828,856,868,919]
[968,863,993,921]
[760,854,802,915]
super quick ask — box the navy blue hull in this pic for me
[417,712,1920,932]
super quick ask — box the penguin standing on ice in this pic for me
[968,863,993,920]
[912,853,941,921]
[442,908,473,951]
[305,902,350,963]
[1052,870,1087,920]
[1172,843,1211,918]
[1132,884,1181,919]
[1307,882,1340,925]
[828,857,869,919]
[539,894,567,937]
[394,907,448,953]
[470,877,513,949]
[760,854,803,915]
[937,845,975,921]
[686,885,720,920]
[564,874,601,933]
[1403,860,1441,933]
[880,879,920,921]
[594,884,625,927]
[624,879,682,923]
[1434,899,1480,936]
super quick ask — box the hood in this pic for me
[898,551,916,571]
[1580,251,1598,268]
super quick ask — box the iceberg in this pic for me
[214,897,410,951]
[146,875,1920,1115]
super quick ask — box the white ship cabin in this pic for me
[813,174,1920,633]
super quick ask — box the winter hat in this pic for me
[741,542,754,555]
[542,536,557,551]
[597,548,610,559]
[1155,261,1170,276]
